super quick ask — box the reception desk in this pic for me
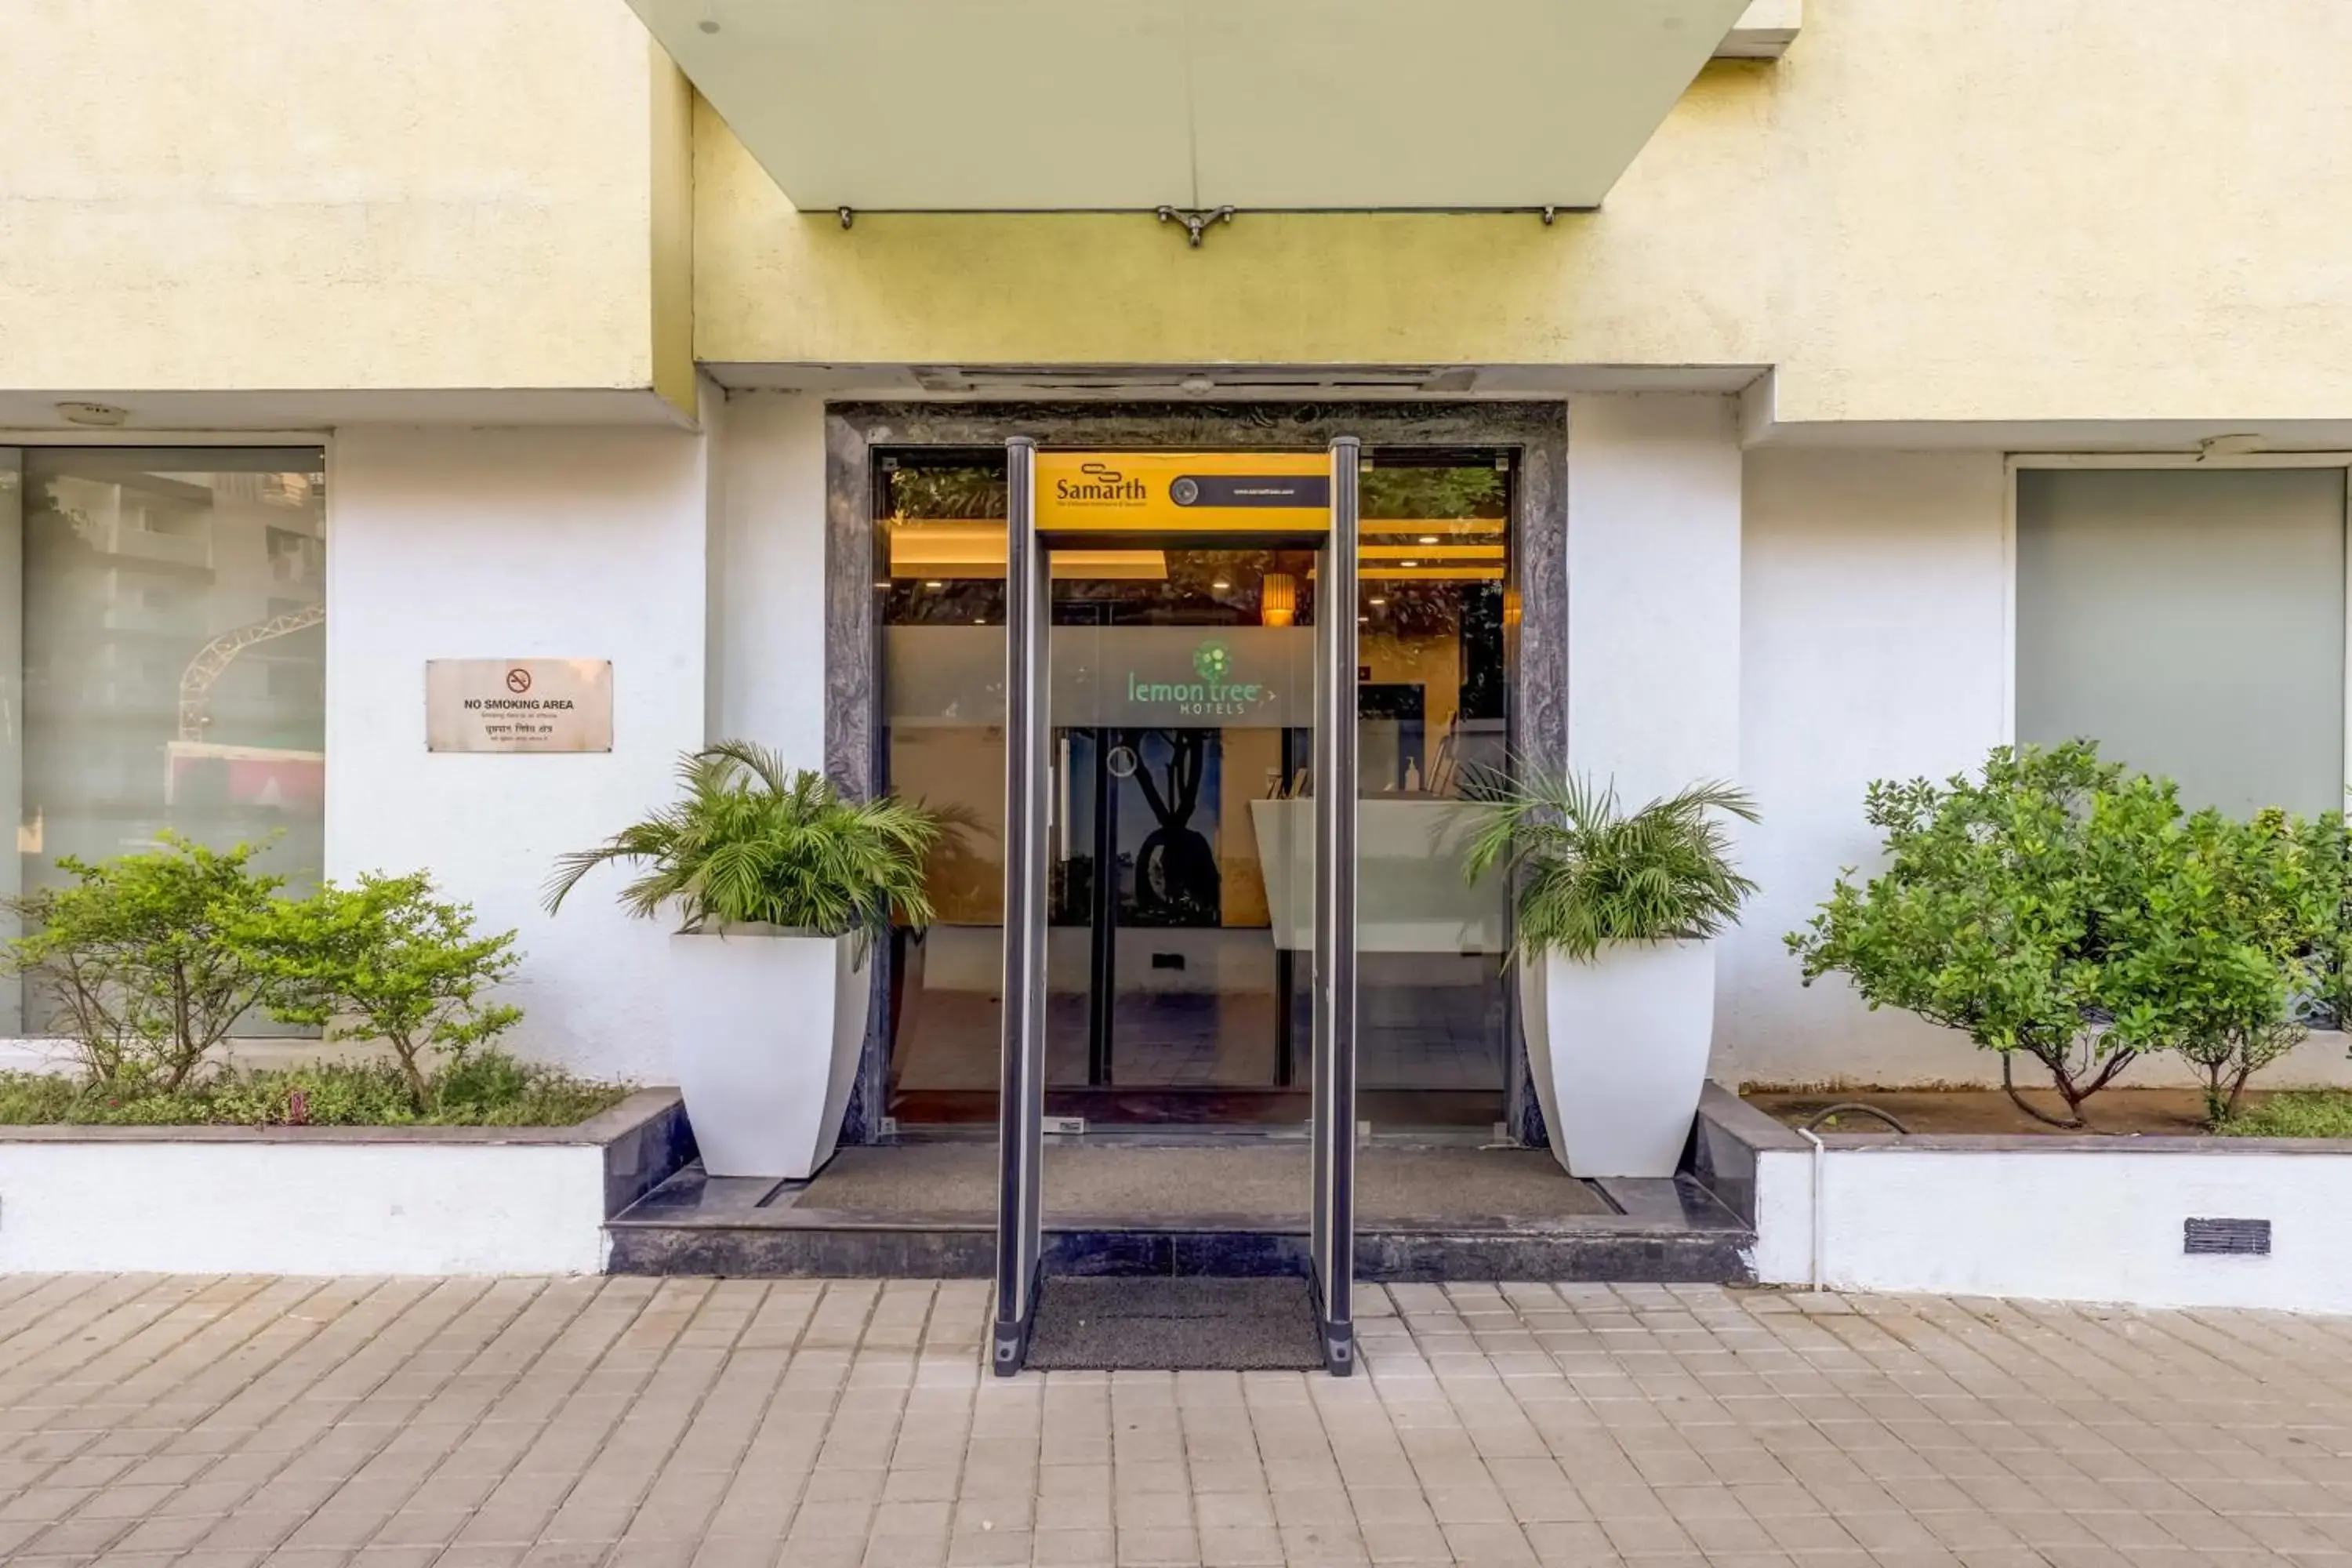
[1247,797,1506,954]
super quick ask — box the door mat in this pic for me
[1025,1277,1325,1371]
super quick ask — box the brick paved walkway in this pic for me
[0,1276,2348,1566]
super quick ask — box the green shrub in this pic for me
[0,836,538,1121]
[2100,808,2339,1126]
[544,741,942,946]
[236,873,523,1112]
[1790,743,2162,1127]
[1791,742,2352,1131]
[1464,769,1759,962]
[3,835,288,1091]
[0,1050,622,1127]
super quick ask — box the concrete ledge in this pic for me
[1696,1089,2352,1312]
[0,1090,691,1276]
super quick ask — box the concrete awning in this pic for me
[629,0,1757,212]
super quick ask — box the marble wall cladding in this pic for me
[597,1093,699,1219]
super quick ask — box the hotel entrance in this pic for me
[607,405,1749,1334]
[879,443,1517,1131]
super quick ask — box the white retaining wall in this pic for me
[0,1140,610,1274]
[1752,1142,2352,1312]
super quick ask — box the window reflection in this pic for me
[2,448,328,1034]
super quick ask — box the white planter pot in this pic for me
[666,928,871,1179]
[1519,939,1715,1179]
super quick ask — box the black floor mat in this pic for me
[1024,1277,1326,1371]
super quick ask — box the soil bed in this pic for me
[1748,1086,2270,1137]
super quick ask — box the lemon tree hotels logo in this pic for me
[1127,637,1268,718]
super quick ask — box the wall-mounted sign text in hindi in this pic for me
[425,659,612,753]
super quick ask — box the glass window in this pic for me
[2016,467,2345,816]
[1356,457,1512,1112]
[0,448,328,1033]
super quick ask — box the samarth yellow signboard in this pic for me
[1034,451,1329,535]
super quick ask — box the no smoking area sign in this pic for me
[424,659,612,753]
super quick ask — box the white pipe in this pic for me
[1797,1127,1826,1292]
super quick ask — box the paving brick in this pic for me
[8,1276,2352,1566]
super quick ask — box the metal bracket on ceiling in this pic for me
[1156,205,1236,248]
[837,206,854,230]
[1541,206,1556,226]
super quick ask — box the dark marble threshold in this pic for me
[604,1153,1754,1283]
[604,1218,1753,1283]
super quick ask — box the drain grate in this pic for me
[2184,1217,2271,1256]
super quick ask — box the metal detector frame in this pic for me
[990,436,1360,1377]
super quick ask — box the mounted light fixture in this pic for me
[1260,572,1297,628]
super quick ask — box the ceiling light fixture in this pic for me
[1210,579,1230,590]
[1417,535,1439,545]
[1369,597,1387,607]
[924,579,944,589]
[1399,560,1420,568]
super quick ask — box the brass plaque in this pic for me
[425,659,612,753]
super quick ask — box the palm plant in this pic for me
[543,742,942,946]
[1464,768,1759,962]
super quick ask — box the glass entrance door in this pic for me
[1046,550,1315,1121]
[876,445,1519,1131]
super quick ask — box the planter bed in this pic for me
[1693,1083,2352,1313]
[0,1090,691,1276]
[1747,1086,2325,1138]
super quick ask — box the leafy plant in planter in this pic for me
[1465,768,1759,1178]
[3,835,289,1092]
[543,741,943,1179]
[543,741,941,942]
[1791,742,2197,1128]
[1464,771,1759,958]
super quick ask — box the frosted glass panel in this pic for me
[13,448,327,1033]
[2016,468,2345,817]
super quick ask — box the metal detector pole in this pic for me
[1311,436,1360,1376]
[992,437,1047,1376]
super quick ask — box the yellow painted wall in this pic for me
[694,0,2352,426]
[16,0,2352,425]
[0,0,688,405]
